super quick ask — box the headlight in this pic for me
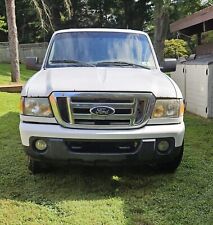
[21,97,53,117]
[152,99,184,118]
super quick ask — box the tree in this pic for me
[152,0,208,65]
[5,0,20,82]
[153,0,171,65]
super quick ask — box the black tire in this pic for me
[28,157,50,174]
[157,143,184,172]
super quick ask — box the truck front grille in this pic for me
[50,92,155,129]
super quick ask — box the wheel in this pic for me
[157,143,184,172]
[28,157,50,174]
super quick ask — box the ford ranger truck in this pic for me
[19,28,185,174]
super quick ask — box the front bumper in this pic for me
[20,122,185,147]
[19,122,185,165]
[25,137,183,165]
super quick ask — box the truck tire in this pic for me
[157,143,184,172]
[28,157,49,174]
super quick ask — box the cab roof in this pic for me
[53,28,148,36]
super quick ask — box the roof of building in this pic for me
[170,5,213,35]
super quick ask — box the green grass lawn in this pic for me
[0,92,212,225]
[0,63,35,85]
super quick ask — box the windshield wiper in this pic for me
[50,59,95,67]
[95,61,150,69]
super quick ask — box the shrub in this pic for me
[0,16,7,33]
[164,39,189,58]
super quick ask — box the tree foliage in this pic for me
[31,0,73,31]
[0,0,211,50]
[202,31,213,44]
[0,0,153,42]
[164,39,190,58]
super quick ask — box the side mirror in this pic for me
[25,57,41,71]
[160,58,177,73]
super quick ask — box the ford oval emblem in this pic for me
[90,106,115,116]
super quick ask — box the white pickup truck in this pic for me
[19,28,185,174]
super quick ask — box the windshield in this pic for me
[46,31,157,69]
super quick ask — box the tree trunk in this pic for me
[153,2,170,66]
[124,0,134,29]
[98,0,104,27]
[5,0,20,82]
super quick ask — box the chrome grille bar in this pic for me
[130,98,137,126]
[66,97,74,124]
[73,113,132,120]
[72,102,134,109]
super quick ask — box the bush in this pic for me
[164,39,189,58]
[0,16,7,33]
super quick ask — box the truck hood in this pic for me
[22,67,178,98]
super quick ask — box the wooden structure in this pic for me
[170,5,213,36]
[170,5,213,55]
